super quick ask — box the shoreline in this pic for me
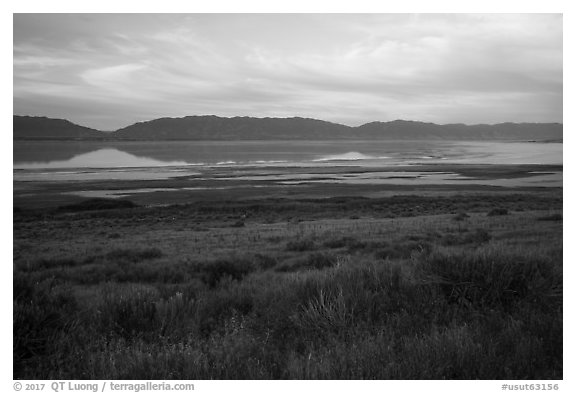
[14,163,563,209]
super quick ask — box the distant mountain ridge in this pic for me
[13,116,107,140]
[13,115,563,141]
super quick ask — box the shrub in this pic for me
[105,248,163,263]
[155,292,197,337]
[154,280,206,300]
[322,236,370,251]
[323,237,355,249]
[276,252,338,272]
[305,252,339,270]
[416,247,561,310]
[292,288,350,334]
[194,284,254,336]
[466,228,491,244]
[230,220,245,228]
[374,240,431,260]
[97,285,159,339]
[286,238,316,252]
[253,254,279,270]
[537,214,562,221]
[487,208,509,216]
[13,279,79,377]
[440,229,491,247]
[452,212,470,221]
[197,258,256,287]
[17,257,79,272]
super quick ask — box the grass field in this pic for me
[13,193,562,379]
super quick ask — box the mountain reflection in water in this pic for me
[14,148,189,169]
[13,140,563,169]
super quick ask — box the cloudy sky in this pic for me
[13,13,562,130]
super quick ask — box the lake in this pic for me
[13,140,563,200]
[13,140,563,169]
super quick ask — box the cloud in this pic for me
[81,64,149,94]
[13,14,562,130]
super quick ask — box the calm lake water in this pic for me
[14,140,563,169]
[13,140,563,189]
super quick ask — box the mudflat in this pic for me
[13,162,562,208]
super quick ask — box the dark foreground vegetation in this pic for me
[13,193,562,379]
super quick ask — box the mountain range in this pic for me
[13,115,563,141]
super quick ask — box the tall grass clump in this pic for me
[292,288,351,335]
[487,208,509,216]
[537,213,562,221]
[155,292,197,338]
[104,248,163,263]
[275,252,339,272]
[439,228,491,247]
[196,257,257,287]
[286,238,317,252]
[13,276,79,378]
[416,246,561,310]
[97,284,160,339]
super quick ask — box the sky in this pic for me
[13,13,563,130]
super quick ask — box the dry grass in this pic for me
[13,195,562,379]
